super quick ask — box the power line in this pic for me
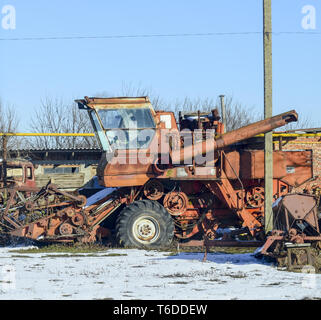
[0,31,320,41]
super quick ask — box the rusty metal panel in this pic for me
[76,96,154,112]
[282,194,319,231]
[223,151,240,179]
[240,150,313,187]
[272,193,319,235]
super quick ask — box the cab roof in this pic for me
[75,96,153,110]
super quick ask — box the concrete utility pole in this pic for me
[263,0,273,232]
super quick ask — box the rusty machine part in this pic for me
[0,159,39,209]
[0,159,37,190]
[259,193,321,271]
[59,223,73,236]
[75,195,87,208]
[71,213,85,226]
[143,179,164,201]
[163,192,189,216]
[0,181,122,243]
[246,187,265,208]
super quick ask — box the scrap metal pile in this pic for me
[0,180,126,243]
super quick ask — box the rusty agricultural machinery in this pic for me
[258,193,321,271]
[0,96,320,270]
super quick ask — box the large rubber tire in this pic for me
[116,200,174,248]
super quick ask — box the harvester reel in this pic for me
[246,187,265,208]
[143,179,164,201]
[163,192,188,216]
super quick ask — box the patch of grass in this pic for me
[212,247,257,254]
[160,273,192,278]
[144,285,161,288]
[131,265,145,268]
[11,255,33,259]
[163,252,179,257]
[170,281,189,285]
[207,279,227,284]
[224,272,247,279]
[41,252,127,258]
[229,274,246,279]
[193,288,205,291]
[10,243,107,254]
[261,282,282,287]
[153,243,257,255]
[41,254,90,258]
[49,279,63,282]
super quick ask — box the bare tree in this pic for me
[169,95,259,131]
[92,82,166,111]
[223,96,261,131]
[29,97,98,149]
[172,97,216,114]
[120,82,166,110]
[0,99,22,151]
[28,90,264,151]
[283,114,315,132]
[92,85,259,131]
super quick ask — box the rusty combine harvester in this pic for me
[0,96,320,270]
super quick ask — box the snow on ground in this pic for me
[0,246,320,300]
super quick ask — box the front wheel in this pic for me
[116,200,174,248]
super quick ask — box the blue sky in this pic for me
[0,0,320,131]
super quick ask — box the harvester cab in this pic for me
[76,96,179,187]
[0,159,36,190]
[76,96,167,151]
